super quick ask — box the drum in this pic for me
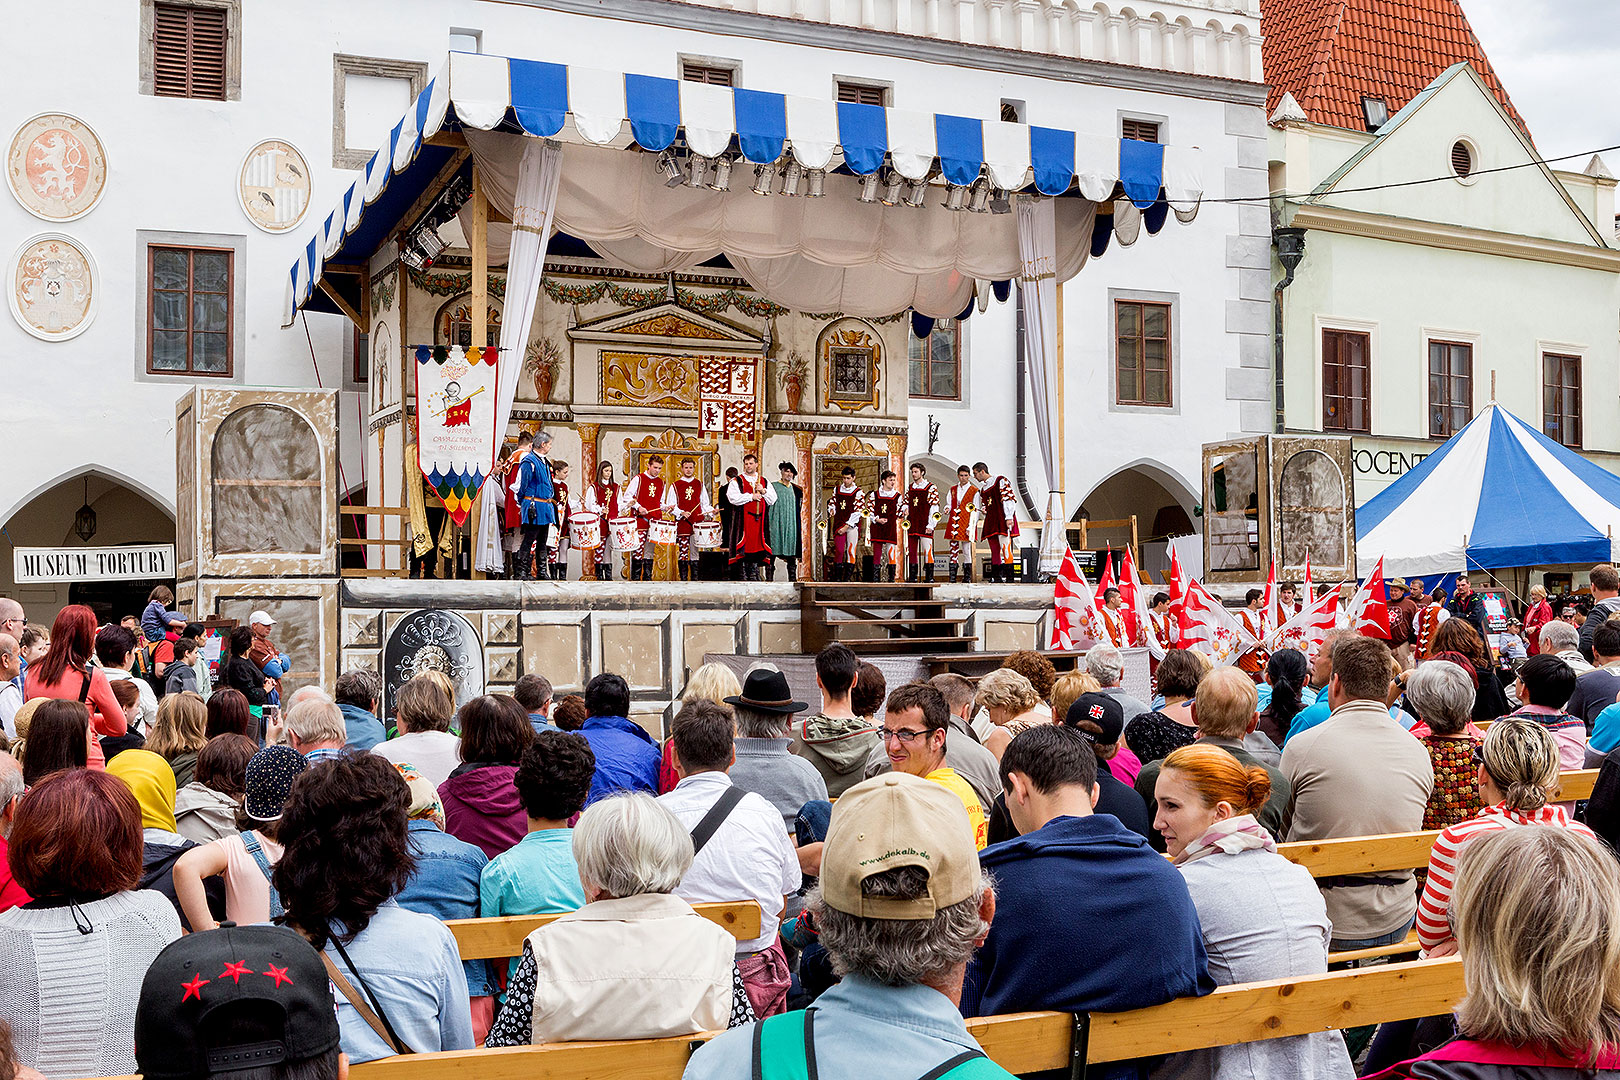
[693,520,724,550]
[609,517,640,551]
[649,518,679,546]
[570,512,602,549]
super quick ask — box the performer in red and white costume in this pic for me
[943,465,978,584]
[726,453,776,581]
[1145,591,1175,669]
[825,467,865,582]
[583,461,620,581]
[662,456,713,582]
[1099,587,1130,648]
[1236,588,1269,681]
[867,471,903,582]
[547,461,571,580]
[1414,587,1449,661]
[904,463,942,582]
[972,462,1021,584]
[621,457,667,581]
[498,432,530,578]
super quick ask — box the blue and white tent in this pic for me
[285,52,1203,325]
[1356,403,1620,577]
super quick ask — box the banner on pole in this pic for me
[414,344,500,526]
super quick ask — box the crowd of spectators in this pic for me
[5,570,1620,1080]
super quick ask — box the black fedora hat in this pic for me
[724,667,809,715]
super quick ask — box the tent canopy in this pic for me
[1356,403,1620,577]
[286,51,1203,324]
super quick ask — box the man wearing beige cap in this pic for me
[684,773,1013,1080]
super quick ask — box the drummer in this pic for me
[584,462,620,581]
[548,461,571,581]
[622,457,667,582]
[663,457,713,583]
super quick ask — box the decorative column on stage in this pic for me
[887,433,907,481]
[794,429,814,580]
[576,422,600,581]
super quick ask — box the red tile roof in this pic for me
[1261,0,1528,137]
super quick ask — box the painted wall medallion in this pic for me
[238,140,311,233]
[6,113,108,221]
[10,233,96,341]
[382,608,485,720]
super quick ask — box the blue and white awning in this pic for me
[289,52,1203,320]
[1356,403,1620,577]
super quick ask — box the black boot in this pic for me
[553,562,566,581]
[885,564,896,583]
[786,558,797,583]
[963,563,973,584]
[925,562,936,583]
[597,561,610,581]
[949,564,958,584]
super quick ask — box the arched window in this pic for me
[211,405,322,555]
[1278,449,1346,568]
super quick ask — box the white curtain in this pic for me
[1017,196,1065,572]
[494,138,564,433]
[464,133,1097,318]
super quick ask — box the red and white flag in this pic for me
[1344,557,1392,639]
[1168,547,1188,616]
[1094,545,1115,607]
[1262,560,1279,639]
[1268,585,1342,657]
[1118,545,1145,645]
[1051,547,1105,651]
[1303,554,1315,604]
[1178,577,1259,665]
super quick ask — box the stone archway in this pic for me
[1075,463,1199,584]
[1,468,176,625]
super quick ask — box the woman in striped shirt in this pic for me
[1415,717,1594,956]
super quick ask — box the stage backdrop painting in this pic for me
[413,344,500,525]
[382,608,485,720]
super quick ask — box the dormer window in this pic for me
[1360,96,1389,132]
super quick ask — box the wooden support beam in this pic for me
[318,279,366,331]
[471,167,488,349]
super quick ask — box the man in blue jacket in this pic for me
[965,724,1213,1080]
[514,430,557,581]
[577,672,659,803]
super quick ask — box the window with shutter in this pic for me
[153,3,227,99]
[836,82,888,107]
[681,63,735,86]
[1122,118,1160,143]
[148,245,233,376]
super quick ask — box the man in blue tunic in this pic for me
[514,430,557,581]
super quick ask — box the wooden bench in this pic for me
[334,957,1463,1080]
[446,900,762,960]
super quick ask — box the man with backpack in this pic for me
[685,773,1014,1080]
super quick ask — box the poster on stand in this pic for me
[413,344,500,526]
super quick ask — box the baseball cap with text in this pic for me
[821,773,980,920]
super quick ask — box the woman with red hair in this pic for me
[1153,742,1354,1079]
[0,769,181,1077]
[23,605,125,770]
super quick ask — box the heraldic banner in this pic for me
[414,344,500,526]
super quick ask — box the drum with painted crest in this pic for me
[649,518,679,546]
[569,512,602,549]
[609,517,641,551]
[693,519,724,549]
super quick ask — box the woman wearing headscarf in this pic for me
[105,748,224,930]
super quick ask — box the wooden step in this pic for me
[841,634,979,651]
[827,616,964,626]
[808,599,948,609]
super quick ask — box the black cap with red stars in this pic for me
[135,923,340,1079]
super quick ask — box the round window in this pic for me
[1451,141,1474,179]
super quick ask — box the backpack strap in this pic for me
[919,1052,1017,1080]
[750,1009,815,1080]
[690,785,748,857]
[240,830,285,920]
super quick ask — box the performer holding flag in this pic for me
[1117,546,1147,646]
[1051,547,1106,650]
[904,462,942,582]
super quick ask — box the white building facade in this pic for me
[1269,65,1620,506]
[3,0,1262,616]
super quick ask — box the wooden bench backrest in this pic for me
[446,900,762,960]
[337,957,1463,1079]
[1277,768,1599,877]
